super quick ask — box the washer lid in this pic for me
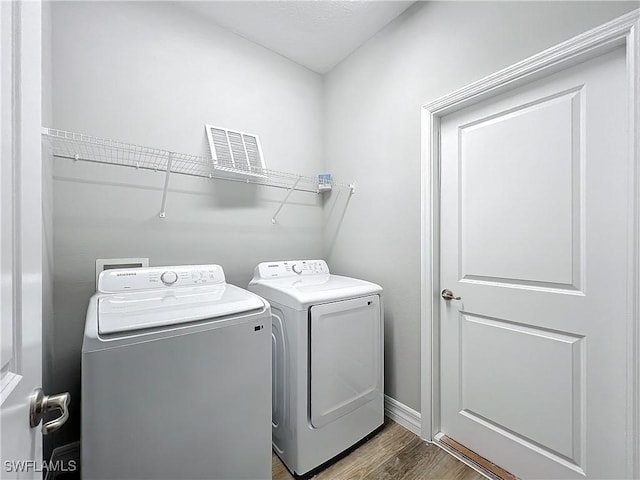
[97,284,264,335]
[248,274,382,310]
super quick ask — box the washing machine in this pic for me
[82,264,272,480]
[248,259,383,477]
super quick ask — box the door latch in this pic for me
[441,289,461,301]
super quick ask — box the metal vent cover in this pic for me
[205,125,266,176]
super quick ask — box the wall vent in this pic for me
[205,125,266,176]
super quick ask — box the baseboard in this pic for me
[384,394,421,436]
[44,441,80,480]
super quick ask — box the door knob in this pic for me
[441,289,461,301]
[29,388,70,434]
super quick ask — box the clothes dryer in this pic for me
[249,259,383,477]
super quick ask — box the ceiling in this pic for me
[181,1,415,74]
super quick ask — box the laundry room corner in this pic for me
[47,0,326,457]
[37,0,640,475]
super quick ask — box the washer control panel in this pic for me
[98,264,226,293]
[255,260,329,279]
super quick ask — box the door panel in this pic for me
[0,2,44,478]
[440,46,629,479]
[310,295,381,429]
[460,88,581,289]
[460,313,583,461]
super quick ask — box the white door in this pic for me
[439,44,631,479]
[0,2,67,479]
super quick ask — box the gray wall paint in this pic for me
[49,0,639,452]
[323,1,638,411]
[50,1,325,449]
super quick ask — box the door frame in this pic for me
[420,8,640,477]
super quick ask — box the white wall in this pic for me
[50,0,324,450]
[323,1,638,412]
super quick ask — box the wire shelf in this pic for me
[42,127,353,194]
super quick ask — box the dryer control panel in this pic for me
[98,264,226,293]
[254,260,329,279]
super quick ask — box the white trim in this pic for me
[627,12,640,478]
[422,10,639,116]
[384,394,421,436]
[420,8,640,477]
[420,90,433,442]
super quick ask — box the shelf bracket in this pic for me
[271,176,302,224]
[159,153,174,218]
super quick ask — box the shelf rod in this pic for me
[51,153,327,193]
[271,176,302,224]
[159,153,174,218]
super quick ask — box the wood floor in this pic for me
[272,419,486,480]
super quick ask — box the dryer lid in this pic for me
[249,274,382,310]
[97,284,264,335]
